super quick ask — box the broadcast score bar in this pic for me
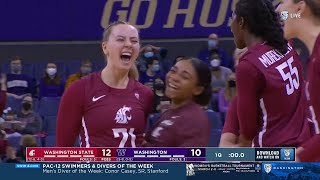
[26,147,295,162]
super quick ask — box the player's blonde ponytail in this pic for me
[128,64,139,81]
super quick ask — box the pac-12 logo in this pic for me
[29,150,35,156]
[280,11,289,21]
[280,10,301,21]
[264,164,272,174]
[186,164,195,176]
[281,148,294,160]
[284,149,291,157]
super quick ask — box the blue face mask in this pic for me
[208,40,218,49]
[152,64,160,72]
[144,52,154,58]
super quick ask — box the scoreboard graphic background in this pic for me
[26,147,295,162]
[1,162,320,180]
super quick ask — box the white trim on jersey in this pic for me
[79,135,82,147]
[309,106,320,134]
[82,117,90,147]
[129,128,136,148]
[305,82,319,134]
[258,98,268,147]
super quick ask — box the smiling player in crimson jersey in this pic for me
[276,0,320,162]
[56,21,153,147]
[144,57,211,147]
[230,0,312,147]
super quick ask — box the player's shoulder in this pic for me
[66,72,100,93]
[178,103,207,121]
[81,71,101,83]
[239,44,271,62]
[175,103,209,130]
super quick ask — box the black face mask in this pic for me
[22,102,32,111]
[228,80,236,88]
[154,83,164,90]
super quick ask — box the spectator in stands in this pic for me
[39,62,65,98]
[204,105,223,147]
[16,134,37,162]
[139,57,163,90]
[17,95,42,134]
[0,130,8,160]
[1,110,22,138]
[136,44,168,73]
[219,96,239,147]
[6,56,35,98]
[0,73,7,116]
[2,109,17,122]
[65,59,93,89]
[218,73,236,121]
[146,78,170,129]
[210,51,232,111]
[218,50,245,147]
[152,78,170,113]
[5,146,20,163]
[198,33,233,69]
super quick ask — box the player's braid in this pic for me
[262,0,288,54]
[235,0,288,54]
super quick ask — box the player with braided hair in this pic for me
[277,0,320,162]
[230,0,312,147]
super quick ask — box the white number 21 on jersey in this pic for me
[276,57,300,95]
[112,128,136,147]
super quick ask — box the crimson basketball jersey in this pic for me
[56,72,154,147]
[306,34,320,133]
[144,102,210,147]
[297,34,320,162]
[222,96,239,136]
[237,43,312,147]
[299,133,320,162]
